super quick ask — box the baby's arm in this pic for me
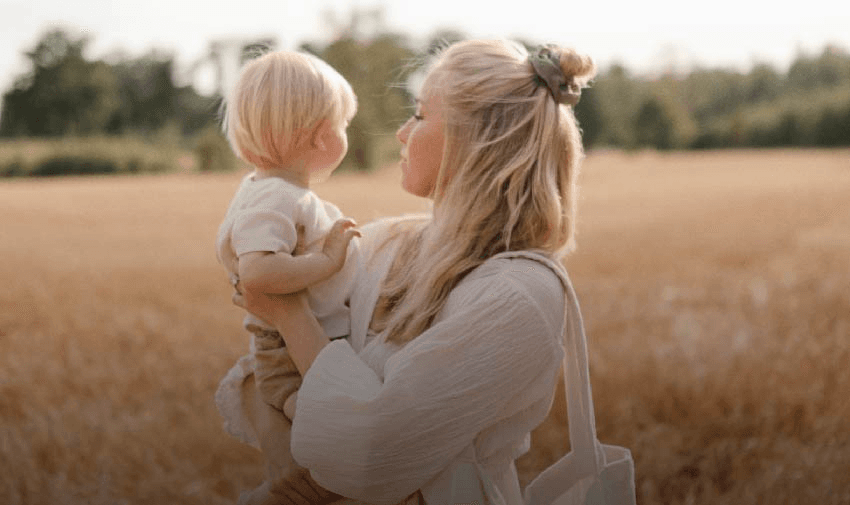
[238,218,359,296]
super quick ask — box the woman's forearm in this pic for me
[270,293,330,375]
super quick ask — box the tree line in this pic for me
[580,46,850,149]
[2,25,848,175]
[0,29,218,139]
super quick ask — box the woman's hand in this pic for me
[233,283,329,376]
[232,283,308,331]
[232,221,337,376]
[268,467,342,505]
[238,467,341,505]
[232,223,309,327]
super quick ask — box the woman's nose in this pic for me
[396,117,412,144]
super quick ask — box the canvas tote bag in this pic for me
[493,251,636,505]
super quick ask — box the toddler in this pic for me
[213,50,359,504]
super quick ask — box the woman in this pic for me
[235,38,596,504]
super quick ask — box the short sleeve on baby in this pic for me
[230,209,298,256]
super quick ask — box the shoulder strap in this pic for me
[490,251,602,474]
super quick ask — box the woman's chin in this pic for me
[401,182,431,199]
[400,178,412,195]
[400,178,417,197]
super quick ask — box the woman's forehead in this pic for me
[417,91,443,114]
[417,82,443,106]
[419,69,446,99]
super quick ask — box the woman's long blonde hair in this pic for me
[372,39,596,345]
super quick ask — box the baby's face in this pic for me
[309,119,349,183]
[328,120,349,167]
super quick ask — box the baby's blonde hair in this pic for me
[223,51,357,171]
[372,39,596,345]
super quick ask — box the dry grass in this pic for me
[1,148,848,504]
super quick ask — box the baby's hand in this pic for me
[321,218,360,273]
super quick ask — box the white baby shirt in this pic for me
[215,172,356,338]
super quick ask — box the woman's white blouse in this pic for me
[290,217,567,505]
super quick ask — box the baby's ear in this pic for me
[309,120,333,151]
[290,127,311,150]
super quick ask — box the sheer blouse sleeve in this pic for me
[289,261,565,503]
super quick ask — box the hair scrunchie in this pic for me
[529,45,582,106]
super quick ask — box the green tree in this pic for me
[592,63,643,147]
[311,24,415,169]
[814,46,850,87]
[424,28,468,55]
[787,55,820,91]
[633,98,673,150]
[682,68,745,123]
[0,29,119,137]
[107,53,178,134]
[787,46,850,91]
[574,85,603,149]
[814,103,850,146]
[173,86,222,137]
[744,63,782,104]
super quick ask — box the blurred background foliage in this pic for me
[1,15,849,177]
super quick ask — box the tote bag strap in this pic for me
[491,251,602,474]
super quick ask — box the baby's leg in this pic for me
[240,374,297,482]
[238,375,340,505]
[251,329,302,412]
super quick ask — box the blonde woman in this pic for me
[234,39,596,504]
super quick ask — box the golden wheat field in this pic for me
[1,148,849,505]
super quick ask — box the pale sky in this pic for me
[2,0,849,94]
